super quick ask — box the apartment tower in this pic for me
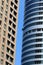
[22,0,43,65]
[0,0,19,65]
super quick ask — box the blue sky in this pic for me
[15,0,25,65]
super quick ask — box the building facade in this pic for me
[0,0,19,65]
[22,0,43,65]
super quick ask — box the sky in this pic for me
[15,0,25,65]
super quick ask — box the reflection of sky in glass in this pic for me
[15,0,25,65]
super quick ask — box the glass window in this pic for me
[5,11,8,16]
[1,44,4,50]
[4,17,7,22]
[3,30,6,36]
[4,24,6,29]
[8,27,11,32]
[3,38,5,43]
[9,20,12,25]
[35,49,41,53]
[0,21,2,25]
[8,33,11,39]
[7,40,10,45]
[6,0,8,3]
[14,0,18,4]
[12,30,15,35]
[14,5,17,10]
[0,7,3,12]
[2,1,4,5]
[11,1,13,6]
[13,17,16,22]
[35,61,41,64]
[6,4,8,10]
[10,50,14,56]
[11,43,14,49]
[6,62,11,65]
[1,59,3,64]
[0,13,2,18]
[11,37,15,42]
[6,54,9,60]
[1,52,4,57]
[7,47,10,53]
[1,7,3,12]
[0,28,1,32]
[14,11,17,16]
[10,57,13,62]
[35,55,41,58]
[10,7,13,12]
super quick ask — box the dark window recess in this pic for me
[8,27,11,32]
[13,23,16,29]
[6,54,9,60]
[11,1,13,6]
[29,30,31,33]
[2,1,4,5]
[3,38,5,43]
[35,49,41,53]
[35,55,41,58]
[10,7,13,12]
[11,37,15,42]
[7,47,10,53]
[0,21,2,25]
[13,17,16,22]
[42,28,43,31]
[5,17,7,22]
[10,50,14,55]
[15,0,18,4]
[12,30,15,35]
[35,61,41,64]
[36,33,42,36]
[6,62,10,65]
[10,14,12,18]
[37,28,41,31]
[23,28,42,36]
[14,5,17,10]
[9,20,12,25]
[36,39,42,42]
[23,21,43,30]
[7,40,10,45]
[35,44,42,47]
[14,11,17,16]
[7,0,8,3]
[11,43,14,49]
[10,57,13,62]
[8,33,11,39]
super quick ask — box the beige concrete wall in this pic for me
[0,0,19,65]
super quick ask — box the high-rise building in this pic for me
[0,0,19,65]
[22,0,43,65]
